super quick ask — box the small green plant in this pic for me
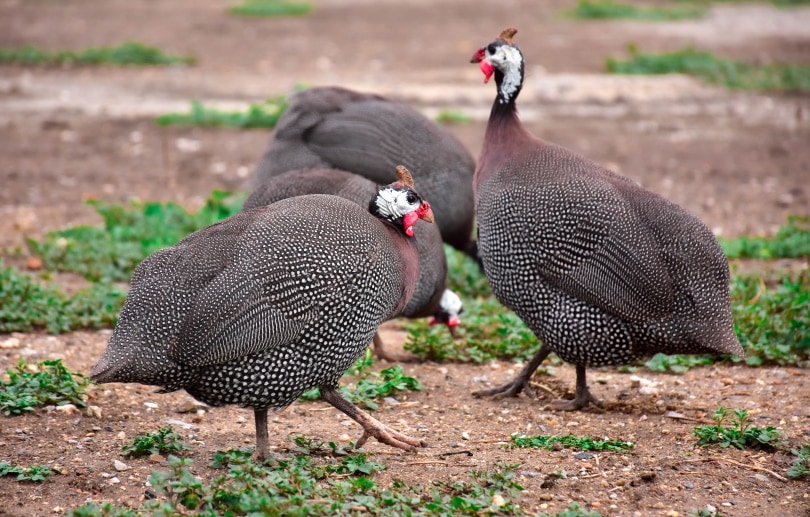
[0,461,54,482]
[0,42,194,66]
[787,443,810,479]
[694,407,783,450]
[731,272,810,366]
[73,448,529,516]
[122,427,191,458]
[568,0,706,20]
[509,434,635,452]
[644,352,716,373]
[540,502,603,517]
[719,216,810,259]
[300,365,422,410]
[27,190,244,282]
[0,261,125,333]
[229,0,312,17]
[0,358,89,416]
[156,97,288,129]
[435,110,473,125]
[607,45,810,92]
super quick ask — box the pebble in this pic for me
[384,397,400,406]
[491,494,505,507]
[86,406,102,418]
[0,337,21,349]
[461,431,470,440]
[338,434,351,443]
[143,402,159,409]
[109,476,120,484]
[683,482,694,489]
[175,398,207,414]
[116,431,126,440]
[574,451,594,460]
[471,376,489,384]
[165,418,193,429]
[113,460,129,472]
[55,404,78,414]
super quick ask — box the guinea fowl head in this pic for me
[428,289,463,331]
[470,27,524,104]
[370,165,434,237]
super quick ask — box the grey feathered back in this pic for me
[249,86,476,254]
[91,195,420,409]
[243,168,447,319]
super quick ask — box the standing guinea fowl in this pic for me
[242,168,463,361]
[469,28,743,409]
[90,166,433,459]
[248,86,478,259]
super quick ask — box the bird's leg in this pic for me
[551,365,603,411]
[320,384,426,451]
[252,408,270,461]
[472,344,553,399]
[371,332,396,362]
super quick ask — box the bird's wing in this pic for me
[515,178,674,323]
[303,101,424,183]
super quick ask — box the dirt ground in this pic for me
[0,1,809,516]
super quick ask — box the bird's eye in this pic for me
[486,43,497,55]
[405,192,418,204]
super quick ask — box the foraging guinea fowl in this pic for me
[469,28,743,409]
[243,168,463,360]
[248,86,478,258]
[90,166,434,459]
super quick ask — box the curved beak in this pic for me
[417,201,434,223]
[470,47,494,83]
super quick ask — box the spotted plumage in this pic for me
[470,28,743,409]
[91,170,434,458]
[248,86,478,258]
[243,167,463,359]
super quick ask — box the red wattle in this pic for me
[403,211,418,237]
[447,316,461,327]
[480,61,494,83]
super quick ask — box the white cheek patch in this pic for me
[375,188,415,219]
[488,45,523,103]
[440,289,463,317]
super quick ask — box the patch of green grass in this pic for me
[509,434,635,452]
[70,447,529,516]
[0,42,194,66]
[435,110,473,125]
[0,261,125,333]
[122,427,191,458]
[607,44,810,91]
[229,0,312,17]
[156,97,288,129]
[300,364,422,410]
[0,461,54,482]
[694,407,783,450]
[0,358,89,416]
[644,352,716,373]
[731,272,809,366]
[787,443,810,479]
[719,216,810,259]
[27,190,244,283]
[567,0,706,20]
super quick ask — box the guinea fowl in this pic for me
[90,166,433,459]
[469,28,743,409]
[248,86,478,259]
[242,168,463,360]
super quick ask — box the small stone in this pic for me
[164,418,193,429]
[652,502,665,509]
[52,507,64,514]
[752,474,768,482]
[144,402,159,409]
[86,406,102,418]
[55,404,78,414]
[176,398,207,414]
[471,376,489,384]
[113,460,129,472]
[116,431,126,440]
[538,493,553,501]
[148,454,165,463]
[574,451,594,460]
[338,434,351,443]
[236,415,247,424]
[384,397,400,406]
[461,431,470,440]
[491,494,505,507]
[109,476,120,484]
[0,337,21,349]
[683,482,694,489]
[25,257,43,270]
[581,462,594,469]
[719,377,734,386]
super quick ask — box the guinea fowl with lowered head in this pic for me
[90,166,434,459]
[469,28,743,409]
[243,168,463,360]
[249,86,478,259]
